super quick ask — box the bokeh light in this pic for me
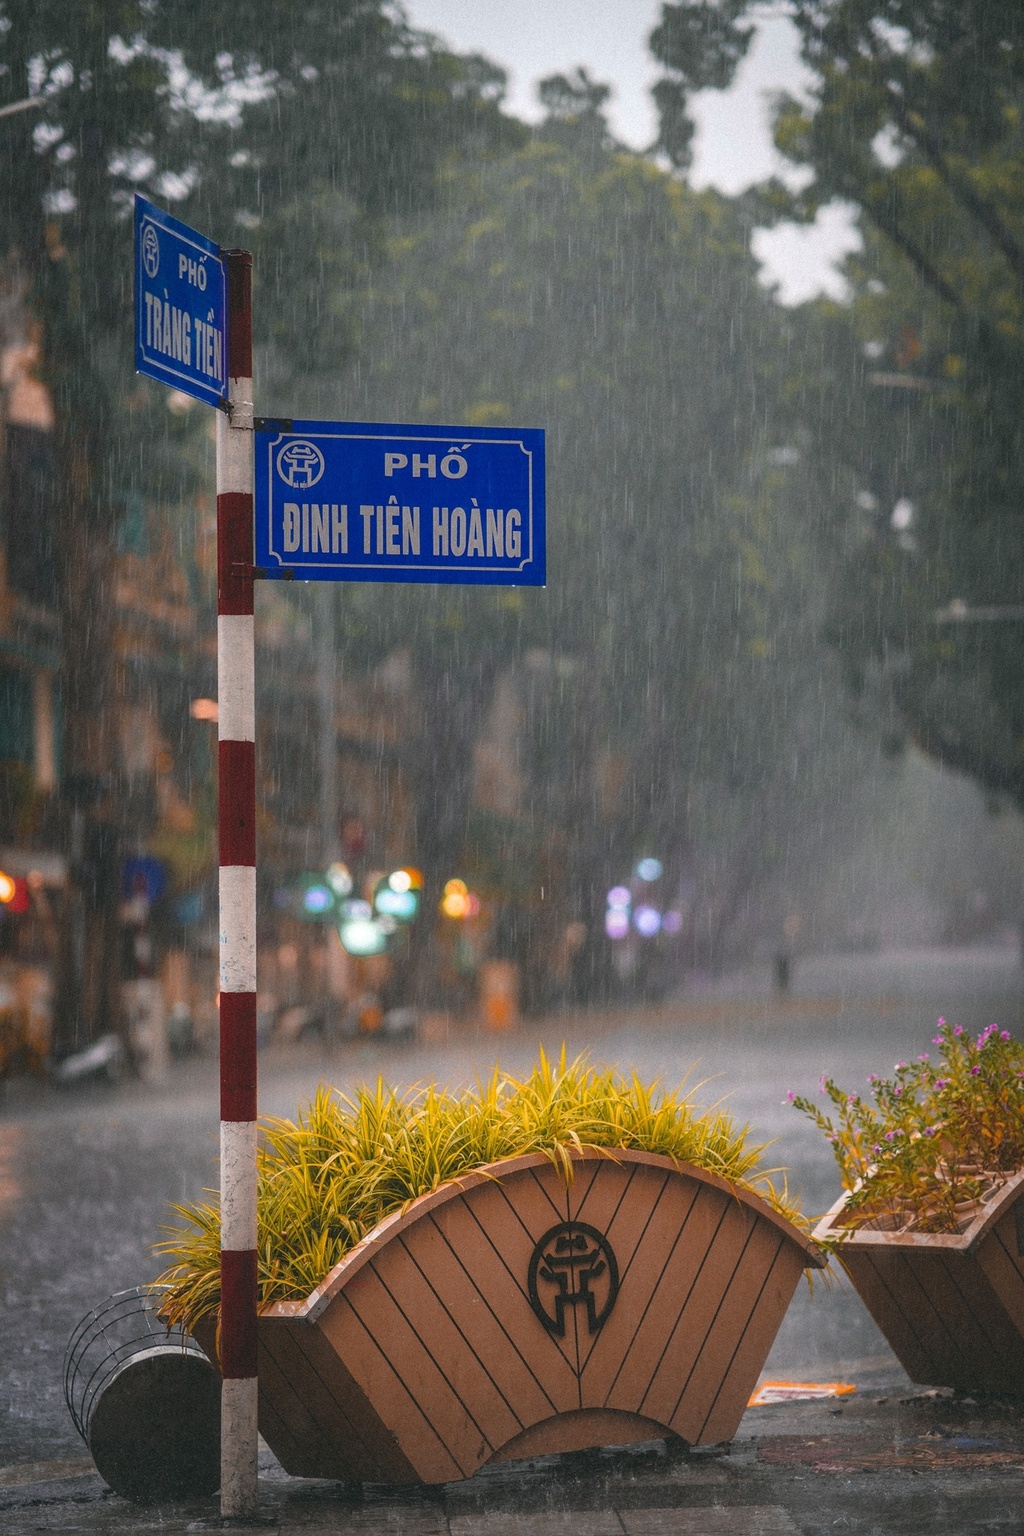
[375,886,419,922]
[607,886,631,910]
[388,868,412,894]
[605,909,630,940]
[634,905,662,937]
[662,909,684,935]
[338,917,389,956]
[340,897,372,921]
[441,878,469,918]
[326,861,353,897]
[301,884,333,915]
[635,857,664,882]
[0,870,14,904]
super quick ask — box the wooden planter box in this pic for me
[814,1169,1024,1394]
[207,1148,822,1484]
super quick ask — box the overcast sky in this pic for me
[403,0,860,304]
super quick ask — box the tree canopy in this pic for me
[280,98,859,997]
[651,1,1024,809]
[0,0,519,1048]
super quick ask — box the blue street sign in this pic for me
[254,421,545,586]
[134,194,226,407]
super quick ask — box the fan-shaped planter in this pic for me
[209,1148,822,1484]
[814,1169,1024,1394]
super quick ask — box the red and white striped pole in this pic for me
[216,247,258,1520]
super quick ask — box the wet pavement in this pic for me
[6,1389,1024,1533]
[2,947,1024,1532]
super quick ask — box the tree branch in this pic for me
[887,92,1024,288]
[863,200,964,309]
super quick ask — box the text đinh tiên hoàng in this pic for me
[281,498,524,560]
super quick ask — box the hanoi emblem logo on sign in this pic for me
[141,222,160,279]
[528,1222,619,1338]
[277,440,325,490]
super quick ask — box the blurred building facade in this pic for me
[0,281,427,1068]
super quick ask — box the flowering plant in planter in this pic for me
[792,1018,1024,1234]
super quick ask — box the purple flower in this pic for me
[868,1073,878,1083]
[895,1063,905,1070]
[786,1090,795,1102]
[894,1086,902,1097]
[873,1144,882,1154]
[970,1066,981,1077]
[918,1054,929,1062]
[954,1025,963,1036]
[1002,1031,1011,1041]
[819,1075,827,1092]
[935,1079,948,1090]
[885,1130,897,1140]
[937,1017,945,1026]
[932,1036,944,1045]
[847,1094,856,1105]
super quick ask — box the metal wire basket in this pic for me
[63,1286,200,1442]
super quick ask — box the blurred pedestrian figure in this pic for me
[774,913,802,996]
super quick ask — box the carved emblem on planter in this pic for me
[528,1221,619,1337]
[248,1151,825,1483]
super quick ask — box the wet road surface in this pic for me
[2,948,1023,1531]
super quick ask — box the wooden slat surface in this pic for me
[318,1284,465,1484]
[258,1323,365,1480]
[430,1185,578,1415]
[676,1219,784,1432]
[280,1317,419,1481]
[572,1161,670,1380]
[386,1226,524,1452]
[643,1197,763,1431]
[834,1216,1024,1394]
[564,1157,604,1222]
[932,1252,1024,1388]
[606,1181,731,1417]
[344,1260,489,1479]
[261,1154,812,1480]
[698,1235,803,1444]
[580,1169,698,1407]
[411,1212,555,1429]
[844,1247,956,1384]
[454,1169,581,1394]
[916,1251,1006,1363]
[977,1213,1024,1333]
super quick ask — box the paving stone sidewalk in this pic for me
[3,1388,1024,1535]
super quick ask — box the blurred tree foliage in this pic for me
[0,0,519,1051]
[651,1,1024,807]
[288,97,853,1000]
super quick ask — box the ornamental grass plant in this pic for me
[792,1019,1024,1235]
[156,1049,802,1334]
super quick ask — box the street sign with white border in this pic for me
[134,194,226,407]
[254,420,545,585]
